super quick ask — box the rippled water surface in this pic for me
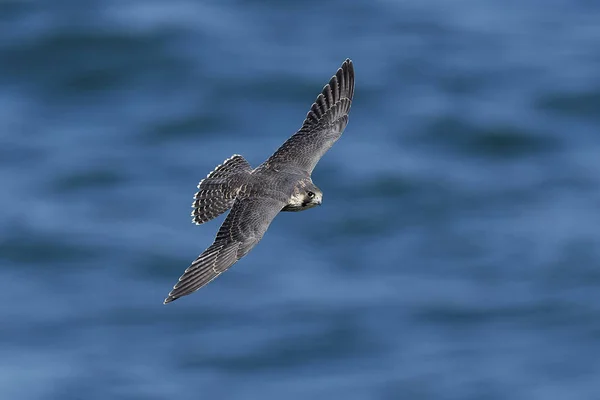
[2,1,600,399]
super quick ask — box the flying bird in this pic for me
[164,59,355,304]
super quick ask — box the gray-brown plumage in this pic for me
[164,59,354,304]
[191,155,252,224]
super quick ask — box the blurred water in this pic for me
[1,0,600,399]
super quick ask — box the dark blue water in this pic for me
[2,1,600,398]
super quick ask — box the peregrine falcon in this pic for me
[164,59,354,304]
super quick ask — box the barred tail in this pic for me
[191,155,252,225]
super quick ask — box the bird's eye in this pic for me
[307,191,315,198]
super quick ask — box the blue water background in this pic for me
[2,1,600,398]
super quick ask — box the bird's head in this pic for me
[286,180,323,211]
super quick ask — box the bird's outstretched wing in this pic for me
[266,58,354,174]
[164,196,285,304]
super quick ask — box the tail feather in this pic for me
[191,155,251,225]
